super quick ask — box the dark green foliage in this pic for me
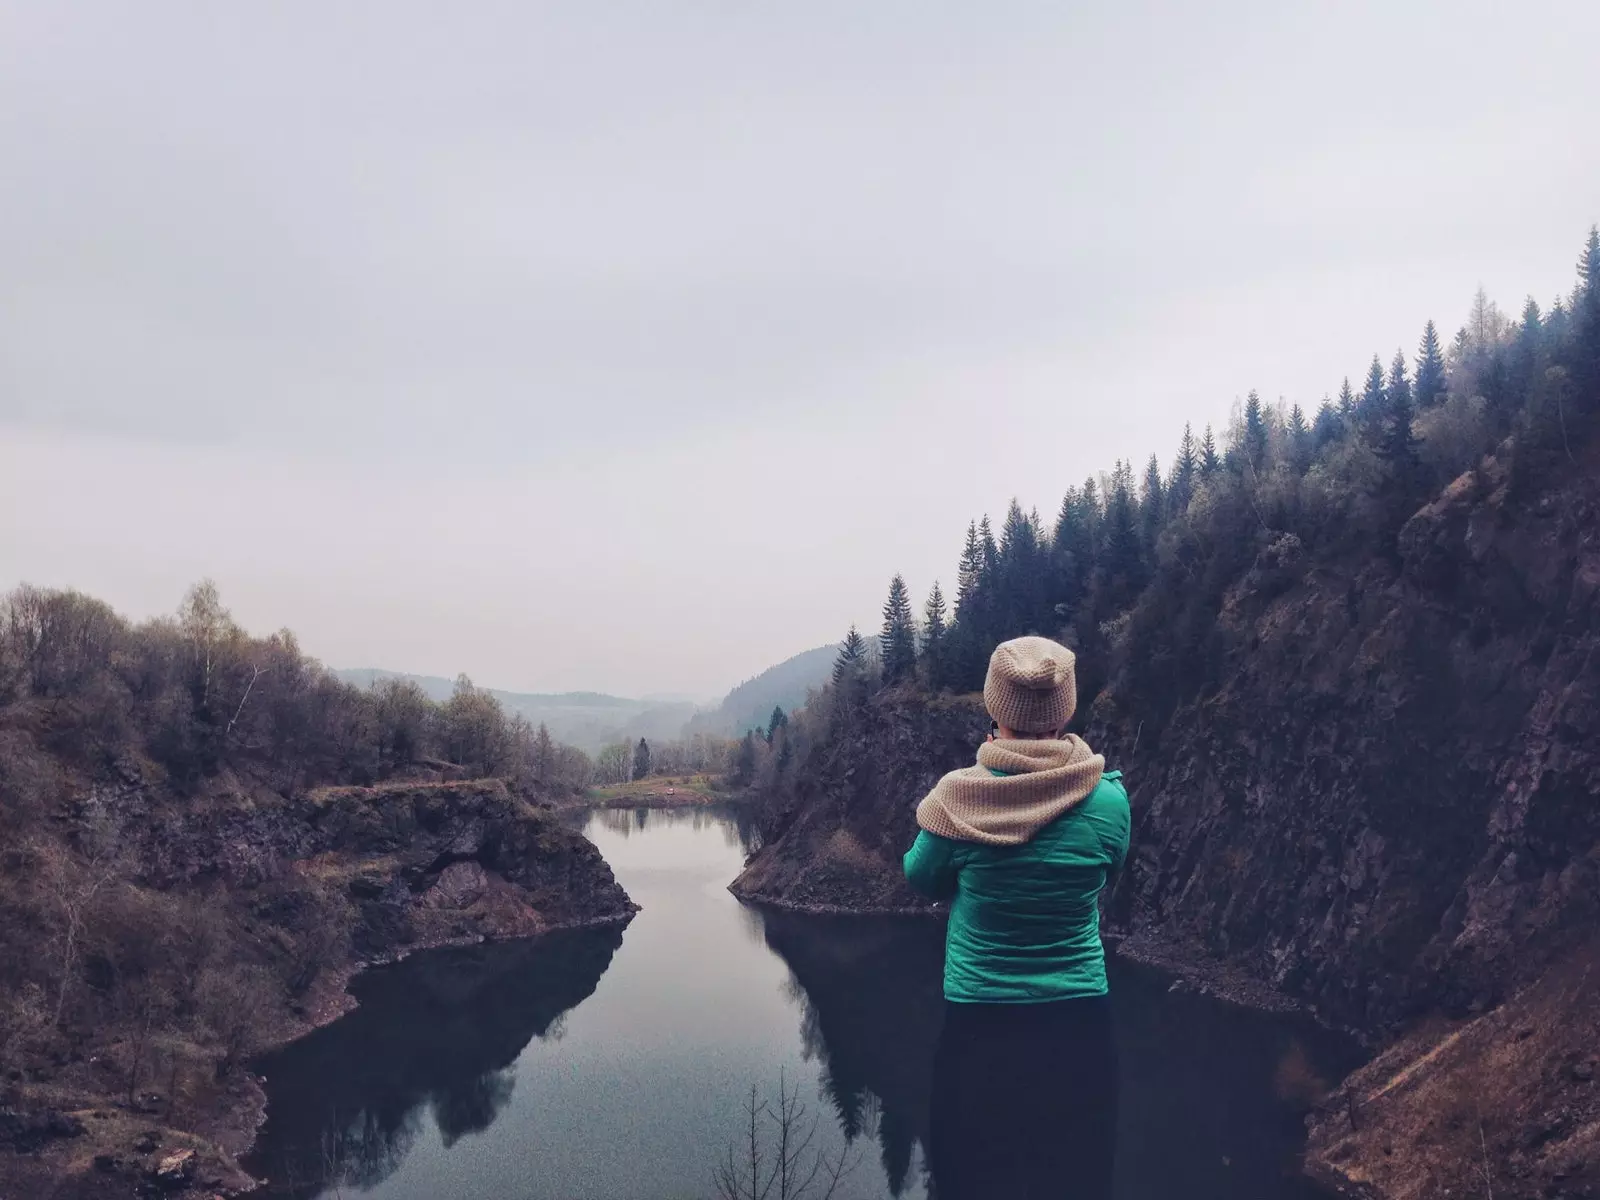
[1199,425,1222,477]
[633,737,651,780]
[766,706,788,743]
[1139,453,1166,553]
[1287,403,1312,474]
[736,227,1600,789]
[832,627,867,686]
[1242,390,1269,472]
[1415,321,1447,410]
[1357,355,1388,438]
[1310,399,1338,452]
[1169,423,1199,514]
[921,582,949,690]
[1100,460,1145,608]
[879,574,917,685]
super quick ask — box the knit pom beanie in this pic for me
[983,636,1078,734]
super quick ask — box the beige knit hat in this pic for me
[983,636,1078,734]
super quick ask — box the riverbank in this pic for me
[583,773,732,808]
[0,780,636,1200]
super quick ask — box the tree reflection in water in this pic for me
[246,925,623,1198]
[758,910,947,1197]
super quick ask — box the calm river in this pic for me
[248,806,1354,1200]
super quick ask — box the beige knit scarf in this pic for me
[915,736,1105,847]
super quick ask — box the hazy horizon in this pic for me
[4,2,1598,696]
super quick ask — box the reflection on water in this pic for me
[248,806,1357,1200]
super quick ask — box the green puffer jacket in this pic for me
[903,770,1130,1003]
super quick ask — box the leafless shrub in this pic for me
[713,1070,861,1200]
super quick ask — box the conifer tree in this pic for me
[1414,320,1447,409]
[1169,422,1199,513]
[1139,453,1166,553]
[921,581,948,689]
[766,706,788,743]
[1242,390,1269,470]
[954,522,982,619]
[1101,460,1144,602]
[978,516,999,586]
[1377,355,1421,489]
[1287,403,1312,473]
[879,574,917,685]
[633,737,651,781]
[1581,225,1600,295]
[1313,398,1341,450]
[1577,225,1600,394]
[1337,377,1357,418]
[832,626,866,686]
[1520,296,1542,338]
[1358,354,1387,437]
[1386,350,1412,415]
[1199,425,1222,477]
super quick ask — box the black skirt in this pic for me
[929,994,1118,1200]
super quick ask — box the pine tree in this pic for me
[1386,350,1412,416]
[879,574,917,685]
[832,626,866,686]
[1581,224,1600,295]
[1242,390,1269,470]
[1139,453,1166,554]
[1102,460,1144,602]
[1377,355,1420,486]
[954,522,983,620]
[1313,397,1341,449]
[532,722,556,783]
[1577,225,1600,396]
[1287,403,1312,473]
[730,731,757,786]
[978,516,999,587]
[921,581,948,689]
[1414,320,1447,409]
[1337,377,1357,419]
[1520,296,1542,339]
[1169,422,1199,513]
[766,706,788,743]
[633,737,651,781]
[1358,354,1387,438]
[1199,425,1222,477]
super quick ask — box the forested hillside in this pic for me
[686,644,836,739]
[0,584,633,1196]
[733,228,1600,1200]
[335,668,697,754]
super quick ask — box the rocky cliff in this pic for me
[0,768,633,1200]
[730,448,1600,1199]
[729,692,984,911]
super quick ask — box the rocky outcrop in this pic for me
[729,692,985,911]
[301,780,637,954]
[727,449,1600,1200]
[1096,451,1599,1034]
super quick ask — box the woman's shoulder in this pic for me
[1084,770,1130,813]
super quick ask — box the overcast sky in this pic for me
[2,2,1597,699]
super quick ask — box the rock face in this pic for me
[729,692,985,911]
[1095,453,1599,1033]
[729,451,1600,1200]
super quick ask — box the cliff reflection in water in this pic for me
[758,911,945,1196]
[247,806,1355,1200]
[248,926,624,1197]
[757,911,1361,1200]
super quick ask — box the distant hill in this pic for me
[338,645,836,752]
[687,644,837,738]
[334,669,695,754]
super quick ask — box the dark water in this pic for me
[248,806,1357,1200]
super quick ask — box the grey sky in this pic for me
[3,1,1597,698]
